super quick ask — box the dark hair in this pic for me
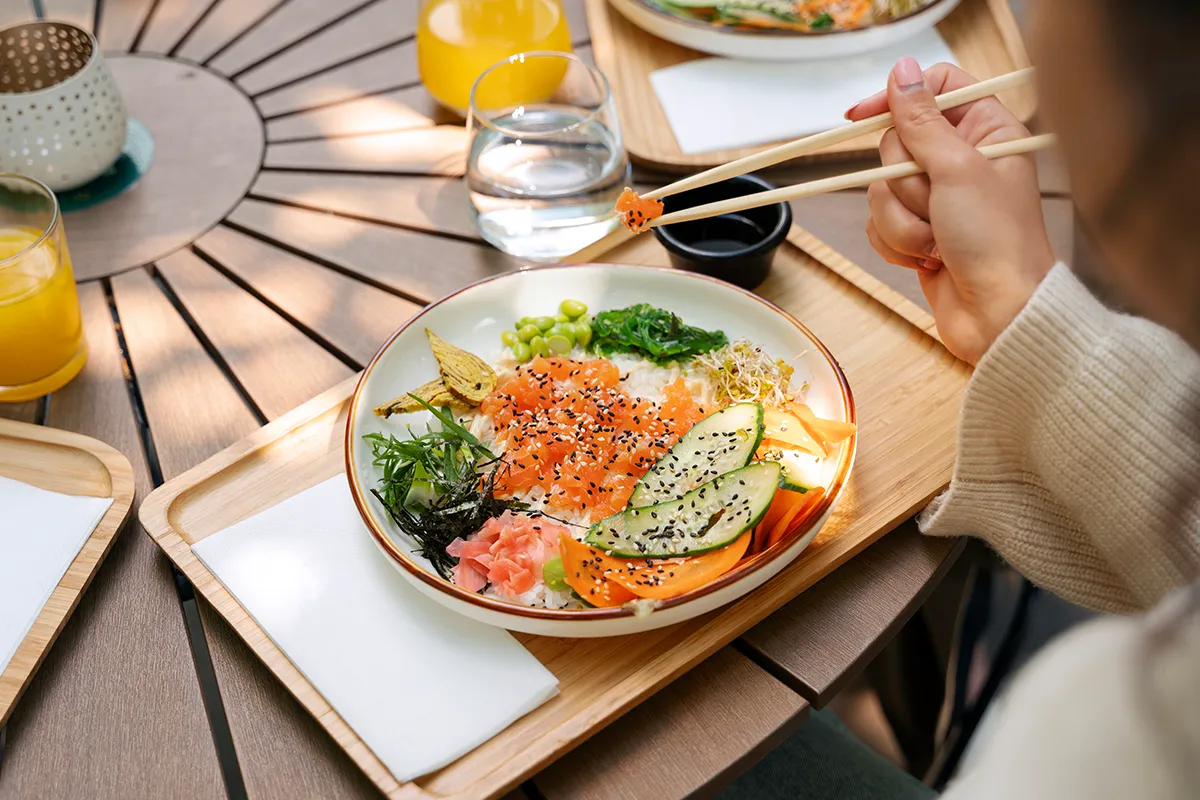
[1100,0,1200,227]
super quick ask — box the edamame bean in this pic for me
[529,335,549,357]
[554,312,571,324]
[572,321,592,348]
[517,316,537,329]
[510,341,532,362]
[500,330,519,346]
[546,334,573,355]
[560,298,588,319]
[547,323,576,345]
[517,323,541,343]
[533,316,556,332]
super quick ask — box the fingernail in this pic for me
[893,57,924,90]
[924,242,940,258]
[919,258,941,270]
[843,102,859,120]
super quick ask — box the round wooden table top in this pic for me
[0,2,1074,799]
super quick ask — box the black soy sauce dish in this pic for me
[652,174,792,290]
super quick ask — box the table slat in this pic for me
[110,267,380,799]
[96,0,156,53]
[253,39,418,117]
[0,400,39,423]
[173,0,281,64]
[263,126,467,176]
[39,0,95,30]
[110,267,259,475]
[236,0,417,96]
[154,248,355,420]
[265,93,433,142]
[0,282,225,800]
[193,224,421,366]
[224,198,517,301]
[251,172,476,240]
[134,0,213,54]
[207,0,375,77]
[741,522,963,706]
[535,648,808,800]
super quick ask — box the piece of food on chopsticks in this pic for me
[644,0,935,33]
[616,187,664,233]
[364,303,854,613]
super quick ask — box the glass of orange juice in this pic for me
[417,0,572,114]
[0,174,86,402]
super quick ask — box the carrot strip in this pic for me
[766,487,826,550]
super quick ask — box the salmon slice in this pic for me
[616,187,664,233]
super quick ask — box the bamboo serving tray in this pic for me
[0,418,135,726]
[138,228,971,799]
[587,0,1036,170]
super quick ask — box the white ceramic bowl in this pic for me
[0,21,127,190]
[609,0,961,61]
[346,264,855,637]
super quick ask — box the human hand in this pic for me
[849,59,1056,365]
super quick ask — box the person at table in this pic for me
[722,1,1199,798]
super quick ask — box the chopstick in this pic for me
[564,68,1038,263]
[646,133,1057,230]
[643,67,1036,202]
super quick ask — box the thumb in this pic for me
[887,57,982,183]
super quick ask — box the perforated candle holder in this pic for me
[0,21,127,191]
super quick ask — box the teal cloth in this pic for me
[717,709,937,800]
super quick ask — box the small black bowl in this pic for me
[653,174,791,290]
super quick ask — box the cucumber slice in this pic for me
[629,402,764,507]
[587,462,781,557]
[760,446,823,493]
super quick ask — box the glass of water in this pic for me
[467,52,630,261]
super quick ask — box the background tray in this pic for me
[139,229,971,799]
[0,419,135,726]
[587,0,1035,170]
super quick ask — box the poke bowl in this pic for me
[345,264,855,637]
[610,0,962,61]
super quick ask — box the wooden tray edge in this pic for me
[786,225,942,343]
[0,419,136,726]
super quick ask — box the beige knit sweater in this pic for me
[923,264,1200,798]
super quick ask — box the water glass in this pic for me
[0,174,86,402]
[467,52,630,261]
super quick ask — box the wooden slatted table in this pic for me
[0,1,1067,798]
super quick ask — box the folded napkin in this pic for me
[190,475,559,782]
[0,476,113,674]
[650,29,958,154]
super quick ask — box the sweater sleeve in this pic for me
[920,263,1200,612]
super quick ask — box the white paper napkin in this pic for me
[0,476,113,674]
[650,30,959,154]
[190,475,559,782]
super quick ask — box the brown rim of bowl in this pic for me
[627,0,955,39]
[345,263,856,623]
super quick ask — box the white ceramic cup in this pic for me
[0,21,127,191]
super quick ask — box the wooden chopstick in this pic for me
[643,67,1036,202]
[646,133,1057,229]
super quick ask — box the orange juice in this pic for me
[0,226,86,401]
[418,0,572,114]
